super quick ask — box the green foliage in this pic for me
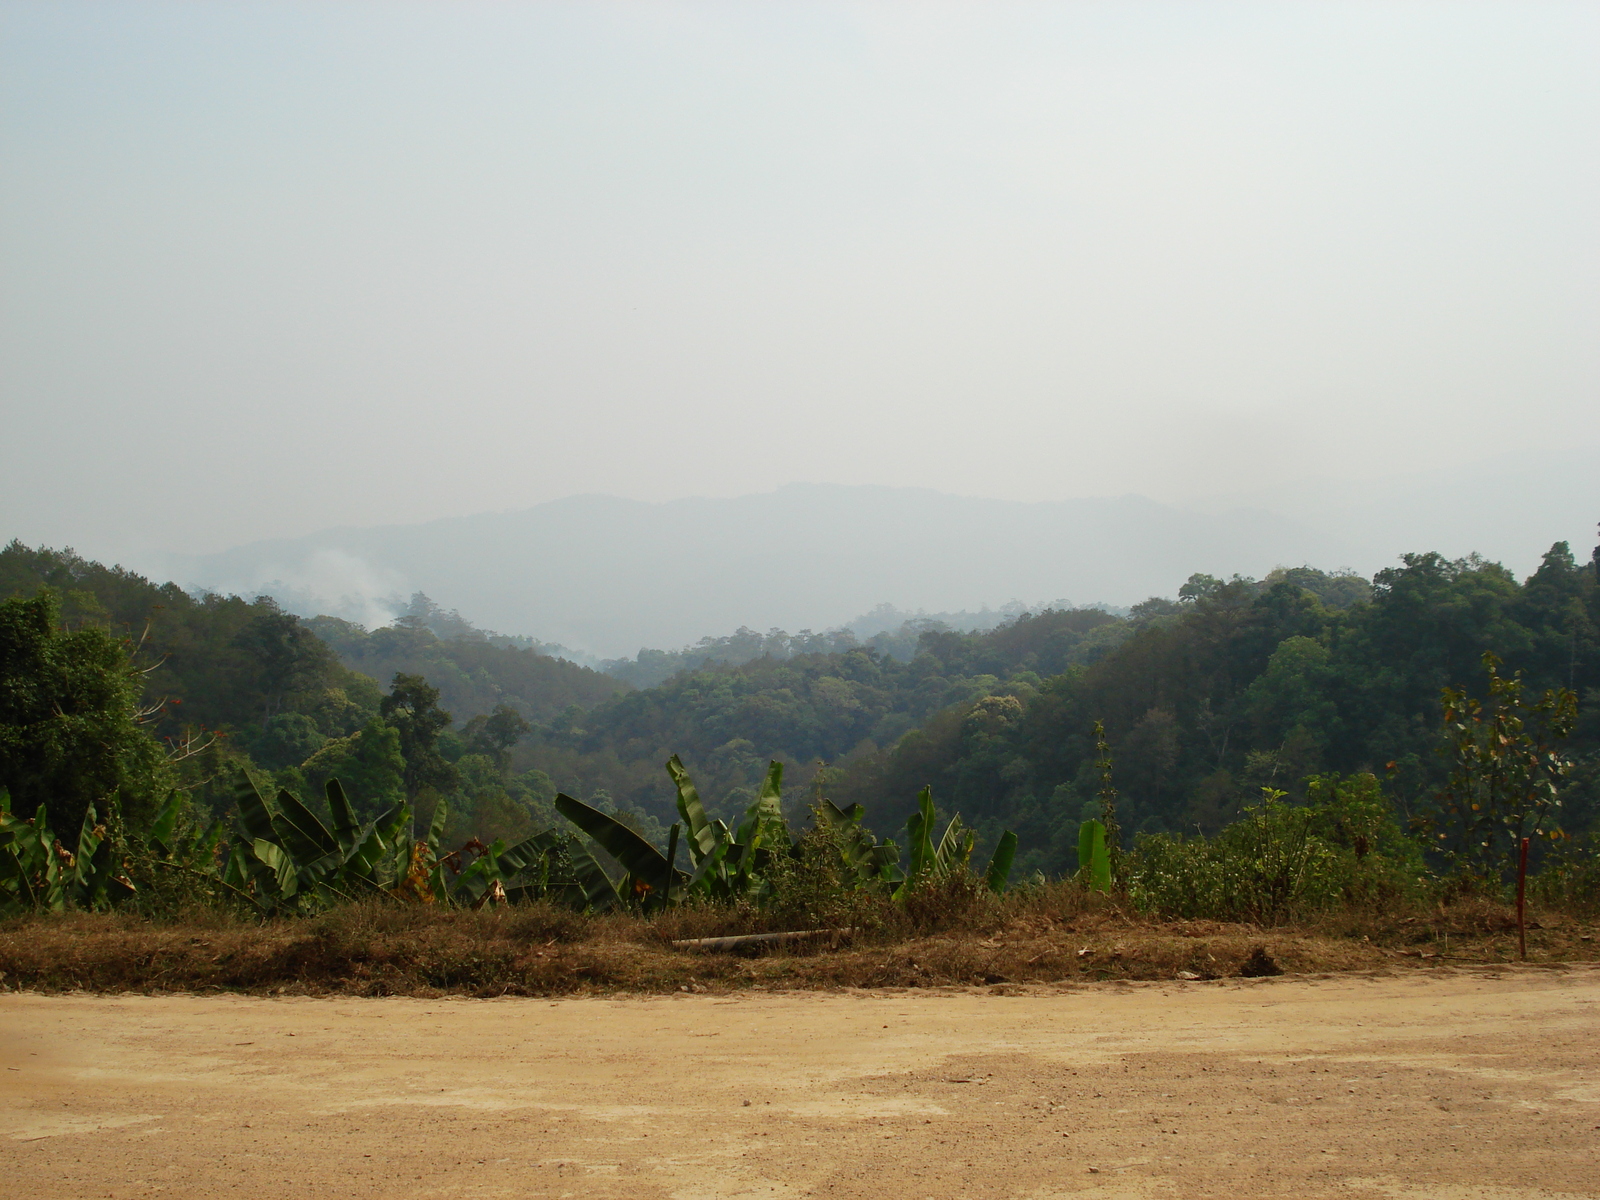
[305,607,624,726]
[203,770,620,915]
[661,755,798,904]
[890,784,1016,896]
[4,530,1597,913]
[896,785,972,897]
[298,718,407,820]
[814,797,903,891]
[984,830,1018,894]
[1528,833,1600,915]
[462,704,533,769]
[380,673,458,799]
[0,591,169,835]
[554,789,673,906]
[1091,720,1121,879]
[545,757,1011,914]
[1125,778,1426,923]
[1077,819,1111,892]
[761,815,872,932]
[0,542,372,751]
[1302,771,1425,901]
[823,546,1598,875]
[1427,652,1577,887]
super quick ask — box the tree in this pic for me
[298,717,406,820]
[0,591,167,833]
[461,703,532,771]
[231,602,337,729]
[1429,652,1576,886]
[379,673,457,799]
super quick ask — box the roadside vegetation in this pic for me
[1,532,1598,995]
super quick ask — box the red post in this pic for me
[1516,836,1530,962]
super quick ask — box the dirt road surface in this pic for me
[2,968,1596,1199]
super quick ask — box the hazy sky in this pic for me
[3,2,1597,561]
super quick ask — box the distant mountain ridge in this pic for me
[150,484,1360,658]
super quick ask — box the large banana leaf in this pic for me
[232,771,278,845]
[934,813,974,873]
[666,755,720,865]
[560,837,622,911]
[342,803,409,889]
[273,788,345,886]
[325,779,361,851]
[501,829,621,912]
[1078,819,1111,892]
[69,804,104,899]
[984,830,1018,893]
[66,802,132,909]
[250,838,299,899]
[0,796,61,915]
[226,773,295,908]
[734,760,791,855]
[905,786,936,880]
[554,792,669,881]
[147,790,183,856]
[424,795,449,857]
[221,840,251,892]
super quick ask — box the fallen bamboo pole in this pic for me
[671,928,854,952]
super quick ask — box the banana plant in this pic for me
[815,798,903,891]
[222,770,413,911]
[985,830,1019,893]
[217,771,615,913]
[665,754,739,901]
[894,786,1018,897]
[554,757,807,909]
[64,801,137,909]
[554,790,682,908]
[1077,818,1112,892]
[0,791,142,915]
[666,755,794,902]
[453,826,621,911]
[0,792,64,915]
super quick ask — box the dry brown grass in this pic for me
[1,883,1595,998]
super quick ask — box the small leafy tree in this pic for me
[1429,651,1576,887]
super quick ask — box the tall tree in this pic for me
[0,591,167,832]
[462,703,532,771]
[379,673,457,799]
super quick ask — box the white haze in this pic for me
[2,2,1597,629]
[155,459,1598,659]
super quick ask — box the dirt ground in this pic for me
[1,967,1596,1199]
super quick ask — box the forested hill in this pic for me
[510,547,1600,878]
[0,541,625,831]
[831,548,1600,875]
[4,537,1597,885]
[302,613,625,724]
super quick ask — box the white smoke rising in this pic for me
[186,548,408,629]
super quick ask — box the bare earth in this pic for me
[2,968,1596,1199]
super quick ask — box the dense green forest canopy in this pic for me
[2,536,1596,881]
[0,543,613,840]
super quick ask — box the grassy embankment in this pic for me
[3,882,1595,997]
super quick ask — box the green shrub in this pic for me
[1125,777,1425,924]
[1529,834,1600,914]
